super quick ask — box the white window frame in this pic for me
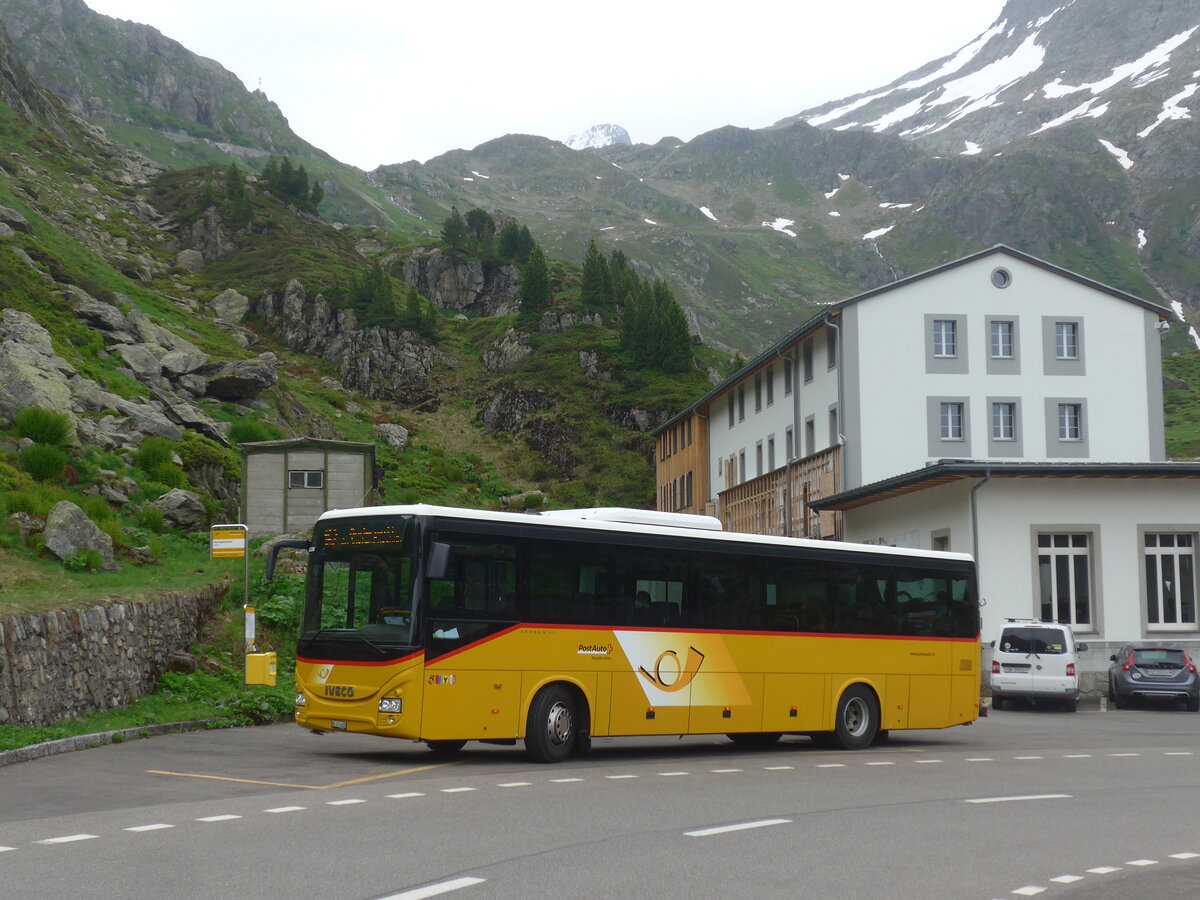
[990,320,1014,359]
[289,470,324,489]
[991,401,1016,440]
[1058,403,1082,440]
[1144,532,1198,629]
[940,402,964,440]
[1037,532,1093,629]
[1055,321,1079,360]
[933,319,957,358]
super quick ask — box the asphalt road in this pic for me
[1,704,1197,899]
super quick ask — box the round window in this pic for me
[991,267,1012,289]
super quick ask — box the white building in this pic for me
[656,246,1200,680]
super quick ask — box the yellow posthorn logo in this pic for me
[638,646,706,692]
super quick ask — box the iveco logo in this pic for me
[324,684,355,698]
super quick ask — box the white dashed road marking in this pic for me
[35,834,97,844]
[388,792,424,799]
[380,876,486,899]
[965,794,1071,804]
[327,798,366,806]
[196,815,240,822]
[124,824,173,832]
[685,818,791,837]
[265,806,305,813]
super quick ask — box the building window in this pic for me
[804,417,815,456]
[289,470,323,489]
[803,340,814,383]
[991,402,1016,440]
[1145,533,1197,627]
[766,364,775,406]
[785,426,794,461]
[940,402,964,440]
[784,356,793,395]
[755,441,763,477]
[686,472,693,508]
[739,450,746,484]
[826,326,838,369]
[990,320,1014,359]
[933,320,957,358]
[1038,533,1092,627]
[1055,322,1079,360]
[738,385,745,421]
[829,406,839,445]
[767,435,776,471]
[728,397,734,428]
[754,373,762,412]
[1058,403,1082,440]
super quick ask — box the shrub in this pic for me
[150,462,189,489]
[20,444,67,482]
[63,549,104,572]
[179,432,240,480]
[15,407,72,446]
[77,494,115,522]
[228,418,282,445]
[134,505,165,533]
[522,492,545,511]
[135,436,175,472]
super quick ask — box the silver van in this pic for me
[989,619,1088,711]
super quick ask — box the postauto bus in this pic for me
[266,504,980,761]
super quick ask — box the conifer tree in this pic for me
[580,239,610,308]
[497,221,522,260]
[519,243,551,316]
[441,206,469,255]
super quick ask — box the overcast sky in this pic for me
[83,0,1007,171]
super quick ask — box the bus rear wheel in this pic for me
[726,732,782,748]
[525,685,577,763]
[832,684,879,750]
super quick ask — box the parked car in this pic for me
[1107,644,1200,711]
[990,619,1088,711]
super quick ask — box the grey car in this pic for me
[1108,644,1200,711]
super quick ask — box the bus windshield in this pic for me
[301,515,418,657]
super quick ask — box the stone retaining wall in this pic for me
[0,581,229,727]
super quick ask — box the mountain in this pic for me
[566,124,632,151]
[2,0,1199,357]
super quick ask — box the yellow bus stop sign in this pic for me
[210,525,247,559]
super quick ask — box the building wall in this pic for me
[657,413,709,514]
[850,256,1162,486]
[840,477,1200,645]
[705,328,841,506]
[244,447,372,536]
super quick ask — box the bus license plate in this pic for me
[331,720,348,730]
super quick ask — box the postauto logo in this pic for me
[613,632,751,707]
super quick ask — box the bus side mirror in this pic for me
[265,539,309,580]
[427,541,451,580]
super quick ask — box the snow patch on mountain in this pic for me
[566,124,632,150]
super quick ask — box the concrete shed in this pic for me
[239,438,376,537]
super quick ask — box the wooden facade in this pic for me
[716,446,843,539]
[655,412,709,515]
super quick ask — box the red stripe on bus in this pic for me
[297,650,423,667]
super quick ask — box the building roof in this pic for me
[653,245,1169,436]
[810,460,1200,511]
[239,437,376,456]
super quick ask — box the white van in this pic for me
[989,619,1088,712]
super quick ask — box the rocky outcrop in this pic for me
[377,423,409,451]
[402,248,520,317]
[481,328,532,372]
[540,310,602,333]
[479,389,576,476]
[43,500,118,570]
[252,279,456,406]
[150,488,209,532]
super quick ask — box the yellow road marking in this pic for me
[146,761,460,790]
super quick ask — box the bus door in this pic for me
[420,534,521,741]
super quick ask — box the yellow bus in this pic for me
[268,504,980,762]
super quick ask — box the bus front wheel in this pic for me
[525,685,577,763]
[832,684,879,750]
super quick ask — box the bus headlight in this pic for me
[379,698,403,714]
[295,692,306,707]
